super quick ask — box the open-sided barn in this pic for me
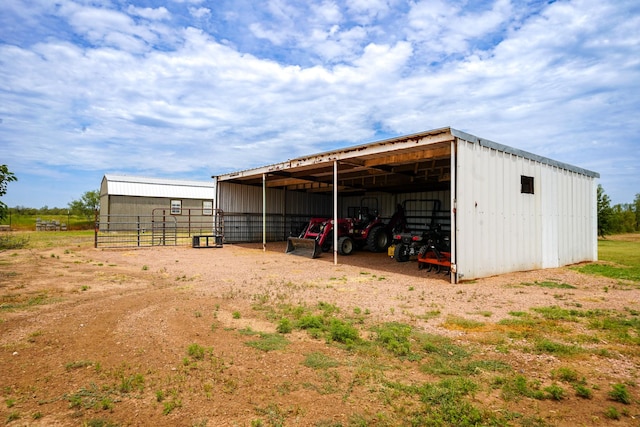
[213,127,599,282]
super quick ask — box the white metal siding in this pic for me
[456,139,597,280]
[103,175,215,200]
[217,182,333,215]
[218,182,276,213]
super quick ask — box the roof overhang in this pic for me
[215,127,456,194]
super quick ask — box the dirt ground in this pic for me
[0,234,639,426]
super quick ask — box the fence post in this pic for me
[162,211,166,246]
[137,216,141,247]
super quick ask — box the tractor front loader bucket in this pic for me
[286,237,322,259]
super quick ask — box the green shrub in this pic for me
[574,383,593,399]
[374,322,412,357]
[608,383,631,404]
[498,375,545,401]
[544,383,565,400]
[276,318,293,334]
[328,319,359,344]
[187,343,206,360]
[297,314,324,330]
[604,406,620,420]
[551,366,578,383]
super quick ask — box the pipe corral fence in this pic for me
[95,207,451,248]
[95,209,319,248]
[95,208,224,248]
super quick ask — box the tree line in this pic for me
[597,185,640,237]
[8,189,100,219]
[1,165,99,222]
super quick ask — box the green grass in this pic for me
[187,343,207,360]
[0,213,94,231]
[65,360,94,371]
[302,352,340,370]
[576,237,640,282]
[0,234,29,249]
[578,263,640,282]
[443,315,485,330]
[520,280,576,289]
[3,230,95,249]
[551,366,579,383]
[0,292,58,312]
[384,377,499,426]
[599,237,640,265]
[533,338,583,356]
[244,333,289,352]
[373,322,413,357]
[608,383,631,404]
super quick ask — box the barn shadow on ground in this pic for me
[233,241,452,282]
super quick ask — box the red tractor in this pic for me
[286,199,405,258]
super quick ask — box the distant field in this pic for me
[0,214,94,231]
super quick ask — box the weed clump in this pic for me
[608,383,631,404]
[374,322,413,357]
[0,234,29,249]
[276,318,292,334]
[328,318,359,344]
[187,343,206,360]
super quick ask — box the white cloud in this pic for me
[127,5,170,20]
[0,0,638,207]
[310,0,343,24]
[346,0,395,23]
[189,7,211,19]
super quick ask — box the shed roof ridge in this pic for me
[104,174,215,187]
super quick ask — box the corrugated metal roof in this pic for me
[215,127,599,195]
[103,174,215,199]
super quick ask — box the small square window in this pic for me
[521,176,534,194]
[170,200,182,215]
[203,200,213,216]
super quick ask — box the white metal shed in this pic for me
[213,127,599,282]
[100,174,216,218]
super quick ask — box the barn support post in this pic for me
[262,173,266,252]
[333,160,338,265]
[450,140,457,284]
[282,189,287,241]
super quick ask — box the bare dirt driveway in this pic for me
[1,233,638,426]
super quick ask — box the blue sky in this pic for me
[1,0,638,208]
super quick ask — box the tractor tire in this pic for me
[338,236,354,255]
[394,243,410,262]
[320,231,333,252]
[367,226,389,252]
